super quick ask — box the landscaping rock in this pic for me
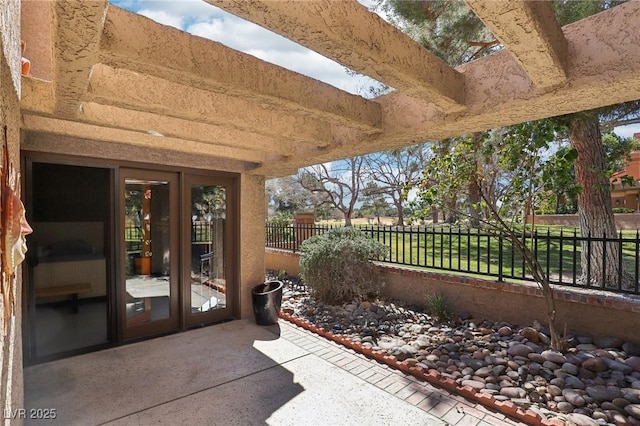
[275,274,640,425]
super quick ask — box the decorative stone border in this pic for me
[279,311,565,426]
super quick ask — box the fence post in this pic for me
[294,212,315,251]
[498,233,504,282]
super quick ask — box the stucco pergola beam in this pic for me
[51,0,108,117]
[78,103,297,156]
[374,0,640,149]
[22,115,265,164]
[22,132,254,174]
[21,78,55,115]
[259,1,640,176]
[86,65,335,146]
[465,0,568,90]
[100,5,381,134]
[208,0,465,112]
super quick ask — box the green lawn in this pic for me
[355,225,640,283]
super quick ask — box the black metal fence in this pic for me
[265,223,640,296]
[125,222,214,253]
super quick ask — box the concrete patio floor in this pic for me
[24,319,526,425]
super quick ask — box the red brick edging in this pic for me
[279,311,564,426]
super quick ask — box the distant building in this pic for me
[610,133,640,211]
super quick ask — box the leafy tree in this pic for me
[192,186,226,220]
[360,182,390,225]
[362,144,430,226]
[297,157,364,226]
[413,121,570,350]
[382,0,640,289]
[266,176,320,214]
[378,0,499,65]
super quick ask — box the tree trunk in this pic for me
[395,200,404,226]
[468,133,482,228]
[569,113,633,289]
[444,195,458,224]
[468,178,481,228]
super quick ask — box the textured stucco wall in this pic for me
[20,0,51,81]
[526,214,640,230]
[0,1,25,423]
[382,268,640,344]
[266,248,301,276]
[239,174,266,320]
[0,0,21,94]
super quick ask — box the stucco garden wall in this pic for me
[266,248,640,344]
[526,214,640,230]
[1,0,25,422]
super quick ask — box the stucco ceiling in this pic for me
[19,0,640,177]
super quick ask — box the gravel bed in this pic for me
[269,272,640,426]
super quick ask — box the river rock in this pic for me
[564,375,586,389]
[565,353,583,366]
[601,401,625,413]
[475,366,492,378]
[389,345,418,360]
[614,398,631,408]
[624,343,640,357]
[557,401,575,413]
[498,326,512,336]
[597,336,625,349]
[563,389,586,406]
[507,344,533,357]
[576,343,599,351]
[542,350,567,365]
[500,387,526,398]
[548,384,562,397]
[627,404,640,420]
[461,379,485,390]
[520,326,540,343]
[627,357,640,372]
[377,338,406,350]
[582,357,609,372]
[566,413,599,426]
[604,357,633,374]
[587,385,624,402]
[562,362,578,376]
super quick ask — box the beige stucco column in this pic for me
[238,173,266,320]
[1,0,26,422]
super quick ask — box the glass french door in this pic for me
[121,170,179,339]
[183,175,234,327]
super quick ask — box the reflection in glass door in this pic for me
[185,178,233,326]
[122,171,178,339]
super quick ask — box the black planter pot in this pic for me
[251,280,284,326]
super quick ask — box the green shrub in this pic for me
[299,227,388,305]
[613,207,635,213]
[266,212,293,226]
[425,292,451,322]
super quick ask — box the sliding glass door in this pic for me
[121,170,179,340]
[25,160,237,361]
[183,175,235,327]
[24,162,112,361]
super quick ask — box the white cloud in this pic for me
[136,9,184,29]
[614,123,640,139]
